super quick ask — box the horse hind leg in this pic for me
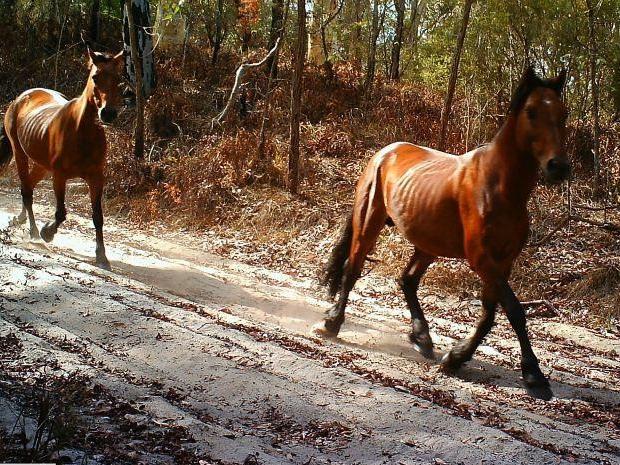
[14,153,46,240]
[400,250,436,358]
[10,206,27,227]
[316,194,387,337]
[40,174,67,243]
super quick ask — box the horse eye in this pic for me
[526,107,537,120]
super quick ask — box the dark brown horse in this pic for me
[0,46,124,270]
[319,67,569,399]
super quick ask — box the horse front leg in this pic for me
[87,176,110,270]
[467,253,551,399]
[495,280,551,399]
[40,175,67,243]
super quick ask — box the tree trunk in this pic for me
[211,0,224,65]
[408,0,425,45]
[612,56,620,121]
[122,0,156,98]
[266,0,284,77]
[308,0,325,65]
[389,0,405,80]
[363,0,380,96]
[125,0,145,159]
[439,0,474,151]
[89,0,101,42]
[288,0,306,194]
[586,0,601,183]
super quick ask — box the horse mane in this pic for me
[508,67,564,115]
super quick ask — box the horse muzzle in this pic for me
[99,107,118,125]
[544,158,570,184]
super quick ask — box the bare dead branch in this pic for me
[572,214,620,233]
[530,211,620,248]
[571,203,620,211]
[211,38,281,129]
[523,300,559,318]
[529,216,569,247]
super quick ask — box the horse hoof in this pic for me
[524,380,553,401]
[312,322,339,338]
[96,258,112,271]
[412,342,435,360]
[9,217,25,228]
[438,352,461,374]
[408,333,434,359]
[40,226,55,243]
[523,373,552,400]
[30,229,41,241]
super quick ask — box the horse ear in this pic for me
[90,51,108,65]
[551,68,567,94]
[113,51,125,72]
[81,31,93,64]
[509,65,539,114]
[522,65,539,87]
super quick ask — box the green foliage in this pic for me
[0,0,619,135]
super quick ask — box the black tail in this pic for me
[321,213,354,299]
[0,123,13,173]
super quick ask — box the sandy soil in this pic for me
[0,182,618,465]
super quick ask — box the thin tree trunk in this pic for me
[211,0,224,65]
[288,0,306,194]
[319,0,343,80]
[586,0,601,184]
[259,0,290,158]
[267,0,284,79]
[408,0,425,44]
[126,0,145,159]
[439,0,474,151]
[89,0,101,42]
[308,0,325,65]
[266,0,284,77]
[363,0,380,96]
[389,0,405,80]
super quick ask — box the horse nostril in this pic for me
[101,107,118,122]
[546,157,570,181]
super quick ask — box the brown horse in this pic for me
[319,67,569,400]
[0,46,124,270]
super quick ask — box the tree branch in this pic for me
[211,38,281,129]
[523,300,559,318]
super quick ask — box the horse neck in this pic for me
[75,74,99,130]
[484,116,539,207]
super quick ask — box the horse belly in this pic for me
[15,101,62,169]
[388,172,465,258]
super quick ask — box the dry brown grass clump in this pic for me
[570,266,620,325]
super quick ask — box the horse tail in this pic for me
[0,123,13,173]
[321,212,354,299]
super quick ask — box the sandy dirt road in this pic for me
[0,183,618,465]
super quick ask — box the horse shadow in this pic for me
[337,333,620,407]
